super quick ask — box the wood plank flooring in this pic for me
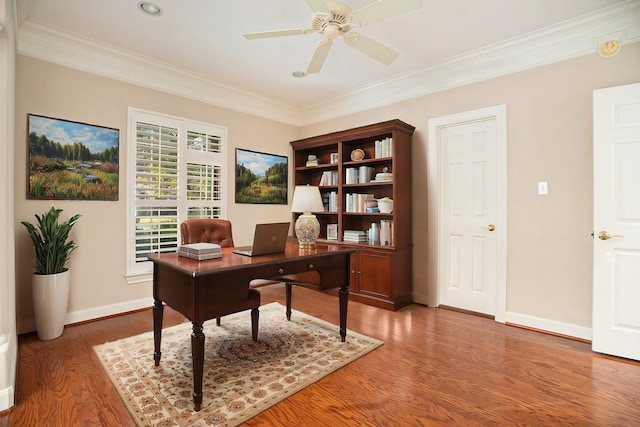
[2,283,639,426]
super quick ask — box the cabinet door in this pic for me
[357,249,392,300]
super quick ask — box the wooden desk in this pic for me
[148,242,354,411]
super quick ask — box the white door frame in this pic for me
[428,105,507,322]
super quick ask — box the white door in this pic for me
[593,83,640,361]
[428,106,507,320]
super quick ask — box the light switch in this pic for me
[537,181,548,195]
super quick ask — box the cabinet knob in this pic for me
[278,268,284,274]
[308,263,314,269]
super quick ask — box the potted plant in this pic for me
[22,207,81,340]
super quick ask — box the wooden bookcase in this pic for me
[291,119,415,310]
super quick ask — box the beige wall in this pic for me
[13,43,640,336]
[14,56,298,333]
[301,42,640,332]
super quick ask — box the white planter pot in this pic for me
[32,270,70,340]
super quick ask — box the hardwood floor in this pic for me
[2,283,639,426]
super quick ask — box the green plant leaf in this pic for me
[21,207,81,275]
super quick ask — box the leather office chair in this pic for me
[180,218,235,248]
[180,219,260,341]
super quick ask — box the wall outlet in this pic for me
[537,181,548,195]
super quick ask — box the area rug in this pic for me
[94,302,383,426]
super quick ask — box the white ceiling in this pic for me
[15,0,640,125]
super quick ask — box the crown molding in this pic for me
[17,1,639,126]
[17,21,302,125]
[302,1,640,124]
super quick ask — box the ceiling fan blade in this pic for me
[352,0,423,27]
[306,39,333,74]
[344,33,399,65]
[305,0,329,13]
[243,28,313,39]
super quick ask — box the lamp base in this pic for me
[298,241,317,250]
[295,213,320,249]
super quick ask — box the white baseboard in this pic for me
[65,297,154,325]
[17,297,154,335]
[0,334,14,412]
[0,386,14,412]
[505,311,592,341]
[0,387,14,412]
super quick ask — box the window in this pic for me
[127,108,227,276]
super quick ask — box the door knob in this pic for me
[597,231,624,241]
[481,224,496,232]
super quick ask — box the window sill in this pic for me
[125,271,153,285]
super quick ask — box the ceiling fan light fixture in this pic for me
[324,23,341,40]
[138,2,162,16]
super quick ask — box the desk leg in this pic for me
[339,284,349,342]
[191,322,205,411]
[285,283,292,321]
[153,299,163,366]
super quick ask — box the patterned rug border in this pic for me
[94,302,383,426]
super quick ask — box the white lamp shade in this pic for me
[291,185,324,213]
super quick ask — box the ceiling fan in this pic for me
[243,0,423,74]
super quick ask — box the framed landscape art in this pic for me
[27,114,119,200]
[235,148,288,204]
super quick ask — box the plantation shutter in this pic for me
[183,129,225,219]
[128,110,227,274]
[133,120,179,263]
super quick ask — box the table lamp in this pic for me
[291,185,324,249]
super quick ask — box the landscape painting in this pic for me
[27,114,119,200]
[235,148,288,204]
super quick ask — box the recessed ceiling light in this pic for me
[139,2,162,16]
[292,71,306,78]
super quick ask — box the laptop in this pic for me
[232,222,290,257]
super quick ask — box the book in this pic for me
[374,137,393,158]
[345,193,375,212]
[343,230,367,242]
[179,243,222,255]
[358,166,373,183]
[319,170,337,186]
[343,236,367,243]
[178,250,223,260]
[345,167,359,184]
[373,172,393,182]
[324,191,337,212]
